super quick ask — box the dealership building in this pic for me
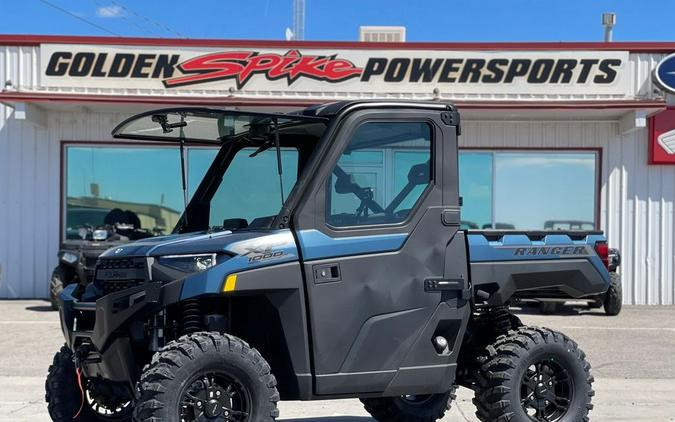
[0,34,674,304]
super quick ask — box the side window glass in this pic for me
[326,122,432,227]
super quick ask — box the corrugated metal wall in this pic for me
[0,104,130,298]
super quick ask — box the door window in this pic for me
[326,122,432,227]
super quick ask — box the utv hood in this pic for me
[98,229,296,260]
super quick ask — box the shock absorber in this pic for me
[180,299,203,335]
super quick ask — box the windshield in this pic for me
[112,108,328,233]
[113,108,320,144]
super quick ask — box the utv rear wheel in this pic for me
[45,345,132,421]
[361,387,456,422]
[473,326,594,422]
[603,272,622,316]
[134,332,279,422]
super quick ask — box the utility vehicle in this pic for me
[50,208,156,310]
[47,101,608,422]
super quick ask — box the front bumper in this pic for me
[59,279,183,383]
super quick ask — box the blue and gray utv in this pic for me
[47,101,610,422]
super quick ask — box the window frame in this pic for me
[323,119,436,231]
[458,147,602,230]
[59,140,218,243]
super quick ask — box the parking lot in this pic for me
[1,301,674,421]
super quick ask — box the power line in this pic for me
[92,0,154,36]
[37,0,121,36]
[107,0,186,38]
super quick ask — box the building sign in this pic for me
[39,44,629,97]
[649,109,675,164]
[654,53,675,94]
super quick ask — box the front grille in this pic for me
[103,279,144,294]
[94,257,148,296]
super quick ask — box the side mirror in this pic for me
[335,173,357,194]
[407,163,430,185]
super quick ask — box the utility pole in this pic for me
[293,0,306,40]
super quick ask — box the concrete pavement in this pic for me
[1,300,674,421]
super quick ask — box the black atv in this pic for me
[49,208,155,310]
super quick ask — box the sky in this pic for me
[3,0,675,42]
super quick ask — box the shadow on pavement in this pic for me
[25,304,55,312]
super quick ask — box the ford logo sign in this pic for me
[655,53,675,93]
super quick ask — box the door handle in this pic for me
[313,263,341,284]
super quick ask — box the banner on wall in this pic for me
[649,109,675,164]
[39,44,629,96]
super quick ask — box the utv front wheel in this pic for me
[361,387,456,422]
[45,345,132,421]
[473,326,594,422]
[134,332,279,422]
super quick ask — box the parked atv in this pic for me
[47,102,608,422]
[534,247,622,316]
[49,208,155,309]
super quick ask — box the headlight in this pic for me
[60,252,79,264]
[158,254,217,273]
[92,229,108,241]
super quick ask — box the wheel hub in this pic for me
[520,360,573,422]
[180,374,250,421]
[534,382,549,399]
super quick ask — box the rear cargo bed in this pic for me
[466,230,610,305]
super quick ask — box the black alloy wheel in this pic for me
[180,373,251,421]
[520,360,573,421]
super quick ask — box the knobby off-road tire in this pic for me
[49,266,68,310]
[45,345,132,422]
[361,387,456,422]
[134,332,279,422]
[604,272,622,316]
[473,326,594,422]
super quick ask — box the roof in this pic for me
[1,34,675,53]
[302,100,455,117]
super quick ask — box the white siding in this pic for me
[461,120,675,305]
[0,107,129,298]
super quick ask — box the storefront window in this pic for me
[459,151,597,230]
[459,152,493,229]
[64,145,213,239]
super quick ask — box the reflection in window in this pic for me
[494,153,596,230]
[458,151,597,230]
[64,146,212,239]
[458,153,492,230]
[326,122,432,227]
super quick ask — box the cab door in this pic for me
[293,107,470,397]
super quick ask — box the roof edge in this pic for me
[0,91,666,110]
[1,34,675,53]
